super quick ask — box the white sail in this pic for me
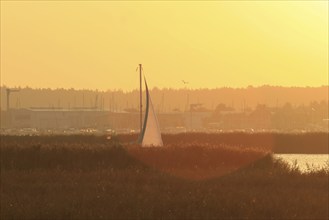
[138,78,163,147]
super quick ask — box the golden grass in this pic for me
[1,133,328,219]
[126,143,268,180]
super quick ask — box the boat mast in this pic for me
[139,64,143,133]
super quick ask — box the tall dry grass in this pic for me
[126,143,268,180]
[1,133,328,219]
[118,132,329,153]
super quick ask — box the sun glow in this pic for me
[1,1,328,90]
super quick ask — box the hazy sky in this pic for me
[1,1,328,90]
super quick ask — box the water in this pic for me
[274,154,329,173]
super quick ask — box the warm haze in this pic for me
[1,1,328,90]
[1,2,329,219]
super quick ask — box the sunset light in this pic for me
[1,1,328,90]
[1,1,328,220]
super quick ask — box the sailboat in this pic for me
[137,65,163,147]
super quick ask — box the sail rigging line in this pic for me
[138,77,149,144]
[138,76,163,147]
[139,64,143,134]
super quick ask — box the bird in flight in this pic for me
[182,80,189,84]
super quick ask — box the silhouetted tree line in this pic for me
[1,85,328,114]
[204,100,328,131]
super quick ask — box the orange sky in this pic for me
[1,1,328,90]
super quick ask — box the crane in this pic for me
[6,88,20,111]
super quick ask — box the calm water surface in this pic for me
[274,154,329,172]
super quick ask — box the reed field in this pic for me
[1,133,328,219]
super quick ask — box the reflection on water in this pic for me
[274,154,329,172]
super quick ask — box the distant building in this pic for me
[0,108,189,132]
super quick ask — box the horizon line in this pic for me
[1,84,328,93]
